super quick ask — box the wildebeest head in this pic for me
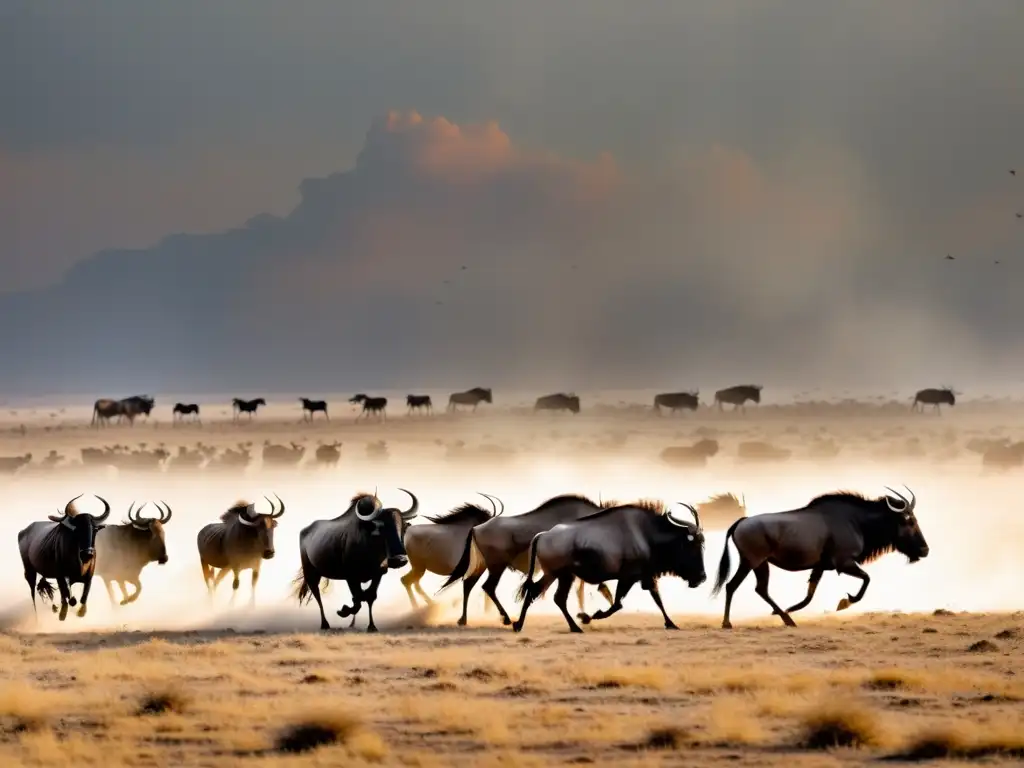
[566,394,581,413]
[354,488,419,568]
[882,487,929,562]
[664,502,706,588]
[48,494,111,567]
[232,494,285,559]
[126,500,173,565]
[478,388,493,404]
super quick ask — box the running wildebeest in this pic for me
[197,494,285,606]
[315,441,342,467]
[513,500,706,633]
[406,394,433,415]
[437,494,614,627]
[94,500,172,607]
[173,403,201,424]
[232,397,266,420]
[19,494,111,621]
[120,395,155,425]
[653,391,700,414]
[912,387,955,414]
[92,398,124,427]
[711,487,928,629]
[401,493,504,610]
[300,397,329,422]
[293,489,419,632]
[350,394,387,421]
[714,385,762,413]
[447,387,493,412]
[534,393,581,415]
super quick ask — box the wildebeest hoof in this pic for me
[457,617,468,627]
[68,597,77,607]
[664,622,679,630]
[501,616,512,626]
[51,604,58,614]
[77,605,87,618]
[338,605,354,617]
[319,622,331,631]
[512,621,524,633]
[836,597,852,612]
[721,621,733,630]
[119,598,130,606]
[569,626,584,634]
[366,624,378,633]
[782,615,797,627]
[577,612,592,625]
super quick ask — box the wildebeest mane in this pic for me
[803,490,902,563]
[425,502,494,526]
[219,500,254,522]
[577,497,668,522]
[702,492,742,508]
[526,494,597,515]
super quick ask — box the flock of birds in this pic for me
[944,167,1020,266]
[19,483,926,634]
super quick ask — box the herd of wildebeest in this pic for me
[19,480,928,634]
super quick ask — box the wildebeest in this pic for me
[438,494,614,627]
[653,391,699,414]
[293,489,419,632]
[513,500,706,633]
[406,394,433,415]
[534,393,581,415]
[659,438,720,468]
[350,394,387,421]
[197,495,285,606]
[94,500,172,607]
[714,385,762,412]
[91,398,123,427]
[120,395,155,425]
[0,453,32,475]
[912,387,955,414]
[448,387,493,412]
[300,397,329,421]
[172,403,201,424]
[19,494,111,621]
[401,493,504,610]
[711,487,928,629]
[315,441,342,467]
[232,397,266,420]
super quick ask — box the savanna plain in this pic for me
[0,391,1022,767]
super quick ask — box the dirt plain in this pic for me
[0,390,1022,766]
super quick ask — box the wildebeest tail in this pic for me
[711,518,744,597]
[515,533,542,602]
[36,579,56,603]
[437,530,485,593]
[291,569,330,605]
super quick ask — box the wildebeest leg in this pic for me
[642,579,678,630]
[77,573,94,617]
[102,579,118,607]
[579,578,636,625]
[481,567,513,625]
[834,562,870,611]
[55,577,71,622]
[576,580,586,614]
[337,579,364,626]
[413,580,433,606]
[210,566,231,598]
[122,579,142,605]
[553,574,584,633]
[249,567,260,607]
[511,572,555,633]
[401,565,426,609]
[229,569,241,605]
[721,560,752,629]
[597,583,614,605]
[785,566,824,614]
[458,573,482,626]
[24,568,37,618]
[753,564,796,627]
[363,573,385,633]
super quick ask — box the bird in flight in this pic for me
[1011,169,1017,176]
[945,254,955,261]
[1016,212,1022,219]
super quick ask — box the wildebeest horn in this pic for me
[481,493,504,517]
[94,496,111,523]
[60,494,83,518]
[128,501,148,528]
[355,495,383,521]
[670,502,701,531]
[267,493,285,518]
[397,488,419,521]
[237,504,259,526]
[157,501,172,524]
[883,486,909,512]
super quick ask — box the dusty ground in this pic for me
[0,392,1023,765]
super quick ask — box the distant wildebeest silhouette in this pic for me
[300,398,329,422]
[0,453,32,475]
[350,394,387,421]
[315,441,342,467]
[714,385,762,413]
[653,391,699,414]
[448,387,493,412]
[406,394,433,415]
[534,393,581,415]
[119,396,155,425]
[660,439,720,468]
[92,398,123,428]
[912,388,955,414]
[232,397,266,420]
[172,403,201,425]
[92,396,154,428]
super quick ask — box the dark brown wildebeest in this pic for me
[197,495,285,606]
[300,397,329,422]
[94,501,172,607]
[173,403,201,424]
[711,487,928,629]
[350,394,387,421]
[437,494,614,627]
[232,397,266,420]
[714,385,762,413]
[0,453,32,475]
[92,398,124,428]
[513,500,706,633]
[293,490,419,632]
[653,391,699,414]
[19,494,111,621]
[406,394,433,415]
[401,493,503,610]
[660,438,720,468]
[315,441,342,467]
[119,395,155,425]
[447,387,493,412]
[912,387,955,414]
[534,392,581,415]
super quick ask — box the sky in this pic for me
[3,0,1024,396]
